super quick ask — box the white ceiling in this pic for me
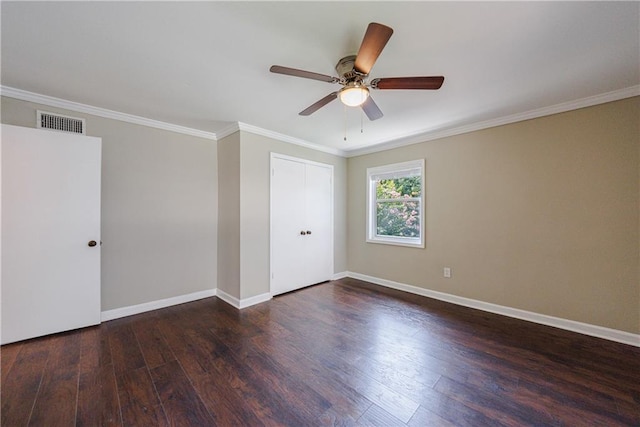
[2,2,638,153]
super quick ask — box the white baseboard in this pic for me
[215,289,240,308]
[239,292,272,309]
[216,289,272,309]
[346,272,640,347]
[101,289,217,321]
[332,271,348,280]
[101,287,271,322]
[99,274,639,347]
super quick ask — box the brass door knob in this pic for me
[88,240,97,247]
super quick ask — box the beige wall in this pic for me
[238,131,347,299]
[1,96,218,311]
[3,93,637,334]
[216,132,241,298]
[0,96,346,308]
[348,97,640,334]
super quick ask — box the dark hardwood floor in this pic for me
[2,277,639,426]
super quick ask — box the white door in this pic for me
[304,163,333,286]
[1,124,102,344]
[270,154,333,296]
[271,157,307,295]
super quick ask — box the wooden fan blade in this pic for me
[371,76,445,90]
[361,96,383,121]
[299,92,338,116]
[270,65,338,83]
[354,23,393,75]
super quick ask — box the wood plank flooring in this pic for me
[2,277,639,426]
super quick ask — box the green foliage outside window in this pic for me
[375,176,421,238]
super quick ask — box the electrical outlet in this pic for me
[443,267,451,278]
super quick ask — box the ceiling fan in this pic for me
[270,22,444,121]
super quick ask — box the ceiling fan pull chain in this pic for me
[361,108,364,134]
[344,104,347,141]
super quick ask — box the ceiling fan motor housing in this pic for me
[335,55,361,81]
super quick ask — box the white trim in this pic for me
[366,159,425,248]
[100,289,217,322]
[1,86,218,140]
[346,272,640,347]
[0,86,344,154]
[215,122,241,140]
[332,271,348,280]
[238,122,345,157]
[215,289,241,308]
[239,292,273,309]
[3,85,636,159]
[216,289,272,309]
[345,85,640,157]
[270,152,337,169]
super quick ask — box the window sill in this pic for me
[366,237,424,249]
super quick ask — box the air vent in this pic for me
[37,111,86,135]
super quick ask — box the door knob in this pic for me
[300,231,307,235]
[88,240,97,247]
[306,230,312,235]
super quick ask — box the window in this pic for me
[366,159,424,248]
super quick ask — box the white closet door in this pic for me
[270,157,307,295]
[1,124,101,344]
[304,163,333,286]
[270,154,333,296]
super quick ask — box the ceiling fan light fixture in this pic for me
[339,84,369,107]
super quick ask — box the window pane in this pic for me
[376,176,421,199]
[376,200,420,237]
[366,159,424,248]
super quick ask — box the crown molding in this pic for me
[214,121,345,156]
[0,86,218,140]
[237,122,346,157]
[3,84,637,158]
[215,122,241,140]
[0,85,344,155]
[344,85,640,157]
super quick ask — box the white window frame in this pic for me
[366,159,425,248]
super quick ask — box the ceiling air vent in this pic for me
[37,110,86,135]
